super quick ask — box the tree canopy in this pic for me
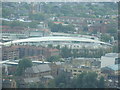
[15,58,33,76]
[47,71,105,88]
[47,55,61,62]
[49,23,75,33]
[60,46,72,58]
[29,13,45,21]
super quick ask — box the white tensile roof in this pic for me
[3,36,111,46]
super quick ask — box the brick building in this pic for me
[43,48,60,58]
[2,46,19,60]
[2,45,60,60]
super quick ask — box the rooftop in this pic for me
[24,77,40,83]
[3,36,111,46]
[105,53,118,57]
[25,64,51,74]
[107,64,120,71]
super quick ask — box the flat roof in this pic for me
[107,64,120,71]
[105,53,118,57]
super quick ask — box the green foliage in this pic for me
[112,45,118,53]
[15,58,33,76]
[38,82,46,88]
[60,46,106,58]
[83,26,88,32]
[2,8,13,18]
[71,72,98,88]
[60,5,73,16]
[2,2,117,19]
[47,79,56,88]
[29,13,45,21]
[56,45,60,50]
[28,82,46,88]
[50,23,75,33]
[47,44,53,48]
[10,21,24,28]
[55,72,70,88]
[48,71,105,88]
[107,28,117,34]
[101,34,111,42]
[47,55,61,62]
[2,20,25,28]
[28,82,38,88]
[28,21,39,28]
[61,46,72,58]
[2,20,39,28]
[2,20,11,26]
[98,76,105,88]
[71,72,105,88]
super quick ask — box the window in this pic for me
[74,70,77,72]
[74,73,77,75]
[78,70,82,72]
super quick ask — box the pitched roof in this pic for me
[24,77,40,83]
[25,64,51,74]
[43,75,54,79]
[37,64,51,72]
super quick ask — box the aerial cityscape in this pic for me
[0,2,119,88]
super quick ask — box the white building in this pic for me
[101,53,119,68]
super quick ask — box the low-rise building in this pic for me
[101,64,120,88]
[49,62,63,77]
[22,64,53,86]
[101,64,120,76]
[101,53,118,68]
[71,58,101,69]
[64,65,92,77]
[24,64,51,78]
[63,58,101,77]
[2,79,16,88]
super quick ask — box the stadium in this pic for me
[3,36,112,49]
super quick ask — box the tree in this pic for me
[47,55,61,62]
[2,8,13,18]
[29,13,45,21]
[49,23,75,33]
[98,76,105,88]
[15,58,33,76]
[28,21,39,28]
[71,72,99,88]
[47,79,56,88]
[101,34,111,42]
[56,45,60,50]
[47,44,53,48]
[60,46,71,58]
[107,28,117,34]
[38,82,46,88]
[46,71,105,88]
[55,72,70,88]
[112,44,118,53]
[9,21,24,28]
[83,26,88,32]
[28,82,38,88]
